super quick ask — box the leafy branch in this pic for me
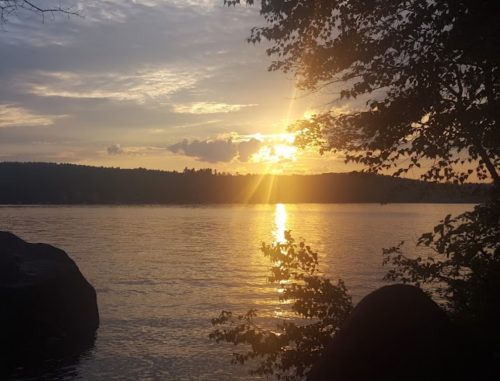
[210,231,353,381]
[383,191,500,353]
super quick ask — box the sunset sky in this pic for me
[0,0,357,175]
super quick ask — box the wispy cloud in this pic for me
[148,129,165,134]
[0,0,326,173]
[25,68,209,103]
[106,143,164,156]
[0,104,66,127]
[173,102,257,114]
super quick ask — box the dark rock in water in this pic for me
[0,231,99,362]
[307,284,465,381]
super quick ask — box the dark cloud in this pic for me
[107,143,124,155]
[168,138,238,163]
[105,143,162,156]
[237,138,262,162]
[167,137,263,163]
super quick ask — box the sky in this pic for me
[0,0,353,175]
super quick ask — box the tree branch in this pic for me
[0,0,82,26]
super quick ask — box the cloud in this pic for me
[0,104,65,127]
[107,143,124,155]
[0,151,84,162]
[167,136,263,163]
[107,143,166,156]
[148,129,165,134]
[217,131,239,140]
[237,138,262,162]
[167,138,238,163]
[24,68,208,103]
[173,102,257,114]
[0,0,321,171]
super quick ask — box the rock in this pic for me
[0,231,99,361]
[307,284,464,381]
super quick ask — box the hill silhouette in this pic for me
[0,162,487,205]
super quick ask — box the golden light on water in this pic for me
[273,203,288,243]
[273,203,293,318]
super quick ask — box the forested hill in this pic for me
[0,162,487,204]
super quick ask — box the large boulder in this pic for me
[0,231,99,361]
[307,284,466,381]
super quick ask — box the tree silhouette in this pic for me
[213,1,500,378]
[383,186,500,365]
[210,232,353,380]
[0,0,81,26]
[233,0,500,185]
[0,162,484,205]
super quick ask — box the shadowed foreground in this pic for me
[0,232,99,370]
[307,285,473,381]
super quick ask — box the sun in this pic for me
[252,144,297,164]
[243,132,299,171]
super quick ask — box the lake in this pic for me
[0,204,474,380]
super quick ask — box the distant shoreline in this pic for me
[0,201,482,206]
[0,162,489,205]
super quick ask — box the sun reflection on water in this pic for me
[272,204,293,318]
[273,203,288,243]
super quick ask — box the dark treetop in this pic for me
[235,0,500,185]
[0,162,485,204]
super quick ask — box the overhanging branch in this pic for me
[0,0,82,26]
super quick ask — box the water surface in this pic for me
[0,204,473,380]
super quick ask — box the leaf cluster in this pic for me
[209,231,353,380]
[234,0,500,184]
[383,190,500,352]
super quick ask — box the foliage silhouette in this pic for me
[383,187,500,360]
[231,0,500,185]
[210,231,353,380]
[0,0,81,27]
[217,1,500,378]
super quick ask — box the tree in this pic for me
[383,186,500,359]
[213,1,500,378]
[210,232,353,380]
[0,0,81,26]
[236,0,500,185]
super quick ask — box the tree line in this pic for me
[0,162,485,205]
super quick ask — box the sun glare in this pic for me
[243,132,299,173]
[252,144,297,164]
[303,110,314,120]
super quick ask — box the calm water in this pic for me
[0,204,473,380]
